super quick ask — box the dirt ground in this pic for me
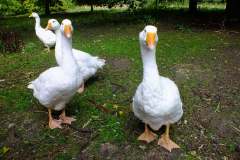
[2,37,240,160]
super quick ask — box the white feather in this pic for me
[28,21,83,111]
[132,26,183,130]
[31,13,56,48]
[72,49,105,81]
[49,19,105,82]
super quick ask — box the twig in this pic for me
[69,125,93,133]
[86,98,112,113]
[82,119,92,128]
[230,124,240,135]
[33,110,48,114]
[111,82,126,90]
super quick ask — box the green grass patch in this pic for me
[0,10,236,159]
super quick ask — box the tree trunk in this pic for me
[45,0,50,15]
[155,0,158,9]
[225,0,240,19]
[90,0,93,12]
[91,4,93,12]
[189,0,197,13]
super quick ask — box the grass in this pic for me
[0,9,240,159]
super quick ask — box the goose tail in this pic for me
[27,82,34,90]
[95,58,105,69]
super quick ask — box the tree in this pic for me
[90,0,93,12]
[45,0,51,15]
[189,0,197,13]
[155,0,159,9]
[225,0,240,19]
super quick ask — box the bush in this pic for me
[0,0,75,16]
[23,0,42,13]
[51,0,75,12]
[0,30,24,54]
[0,0,23,15]
[128,0,142,10]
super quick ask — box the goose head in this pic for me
[45,19,60,31]
[139,25,158,51]
[29,12,39,18]
[60,19,73,39]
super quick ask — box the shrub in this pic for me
[126,0,147,11]
[0,30,24,54]
[0,0,23,15]
[23,0,42,13]
[51,0,75,12]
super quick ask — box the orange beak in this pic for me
[146,32,156,48]
[45,22,52,30]
[64,25,72,38]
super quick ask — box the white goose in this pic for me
[29,12,56,51]
[45,19,105,93]
[28,19,83,129]
[132,25,183,152]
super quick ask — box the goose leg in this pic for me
[77,83,84,94]
[138,124,157,143]
[48,108,62,129]
[44,46,50,52]
[59,109,76,124]
[158,124,180,152]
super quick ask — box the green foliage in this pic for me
[0,0,22,15]
[0,0,227,16]
[60,0,75,10]
[127,0,146,11]
[0,0,74,16]
[23,0,42,13]
[76,0,126,8]
[0,0,41,15]
[51,0,75,12]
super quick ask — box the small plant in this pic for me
[51,0,75,12]
[127,0,147,11]
[0,30,24,54]
[175,24,192,32]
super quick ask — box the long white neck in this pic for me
[140,44,159,81]
[54,28,62,66]
[60,32,79,75]
[34,17,41,29]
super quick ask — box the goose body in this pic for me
[72,49,105,81]
[28,19,83,129]
[28,66,81,111]
[133,76,183,130]
[132,25,183,152]
[30,12,56,50]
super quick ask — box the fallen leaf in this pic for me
[1,146,10,155]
